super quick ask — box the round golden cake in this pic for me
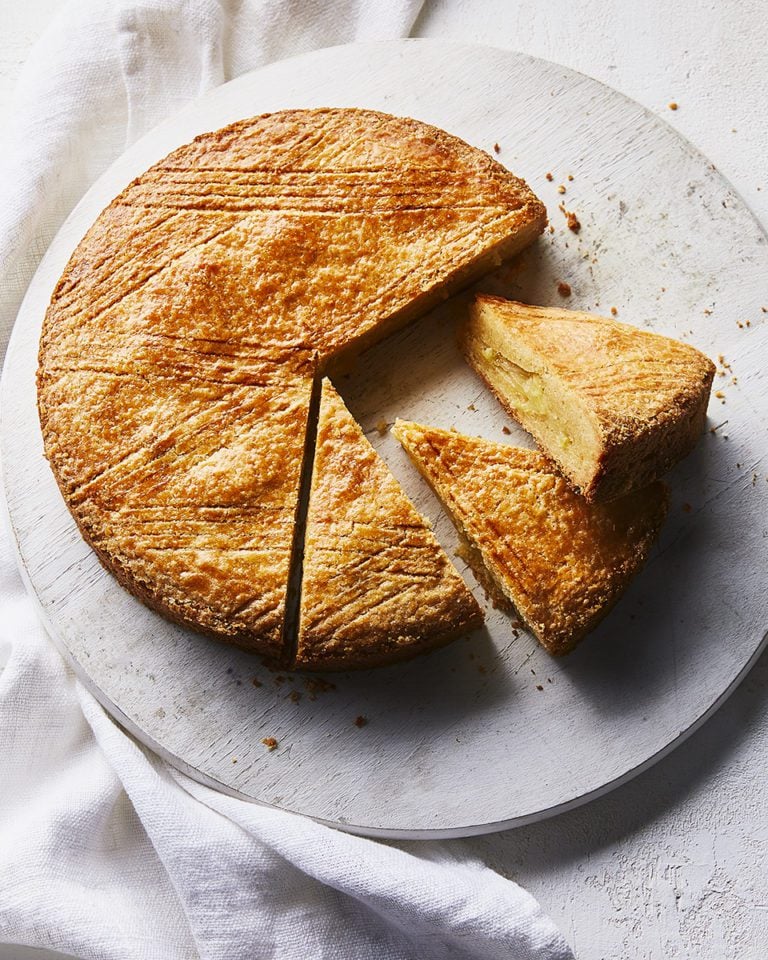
[37,108,546,668]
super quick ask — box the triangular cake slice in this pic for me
[461,296,715,501]
[393,421,668,655]
[295,381,483,670]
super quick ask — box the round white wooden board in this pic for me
[2,40,767,839]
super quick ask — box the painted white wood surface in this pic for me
[3,4,768,957]
[3,41,767,842]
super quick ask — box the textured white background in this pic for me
[1,2,766,958]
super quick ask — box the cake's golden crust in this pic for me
[393,421,668,655]
[38,109,544,663]
[296,382,483,670]
[463,297,715,501]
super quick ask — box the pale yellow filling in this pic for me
[469,336,600,487]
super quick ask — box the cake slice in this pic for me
[294,381,483,670]
[393,421,668,655]
[461,296,715,501]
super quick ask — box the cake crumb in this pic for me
[261,737,278,751]
[557,281,572,298]
[610,306,618,317]
[288,690,301,704]
[467,402,477,411]
[715,390,725,399]
[252,677,262,687]
[558,202,581,233]
[502,425,512,435]
[493,142,501,154]
[376,420,389,436]
[668,101,678,111]
[354,715,368,728]
[557,184,566,195]
[536,684,544,692]
[545,171,554,181]
[232,757,237,764]
[567,174,574,181]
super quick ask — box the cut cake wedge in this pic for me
[462,296,715,501]
[393,421,669,655]
[295,382,483,670]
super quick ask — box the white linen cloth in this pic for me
[0,3,574,958]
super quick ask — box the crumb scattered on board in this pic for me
[261,737,278,751]
[493,142,501,154]
[557,184,566,195]
[545,171,553,181]
[354,715,368,728]
[557,281,572,298]
[668,101,678,111]
[376,420,389,436]
[610,306,618,316]
[502,425,511,435]
[558,203,581,233]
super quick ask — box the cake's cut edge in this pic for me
[462,296,715,501]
